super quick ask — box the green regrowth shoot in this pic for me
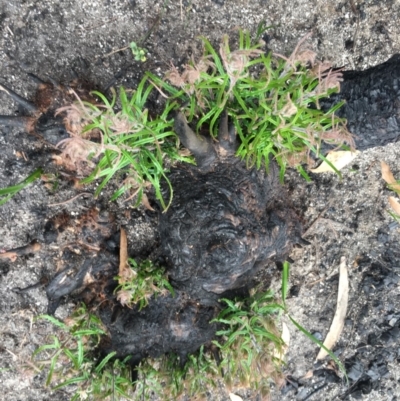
[115,258,174,310]
[31,304,134,401]
[130,41,147,62]
[57,80,192,210]
[150,30,353,181]
[133,289,286,400]
[0,168,43,206]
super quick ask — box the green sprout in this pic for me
[58,80,192,210]
[0,168,43,206]
[149,29,352,181]
[31,304,134,401]
[6,30,351,209]
[130,41,147,62]
[115,258,174,310]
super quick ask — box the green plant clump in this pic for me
[32,289,286,400]
[149,30,352,180]
[31,261,346,400]
[57,83,192,210]
[31,304,134,400]
[51,28,351,210]
[115,258,174,310]
[0,168,43,205]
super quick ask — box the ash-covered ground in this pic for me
[1,1,400,400]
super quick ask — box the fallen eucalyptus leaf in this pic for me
[274,322,290,361]
[381,161,400,192]
[229,393,243,401]
[389,196,400,215]
[316,256,349,360]
[310,150,359,173]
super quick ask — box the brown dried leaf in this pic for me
[280,94,297,117]
[165,63,186,88]
[381,161,400,192]
[116,289,133,308]
[389,196,400,215]
[302,370,314,380]
[0,251,17,262]
[296,49,317,66]
[229,394,243,401]
[310,151,359,173]
[118,227,134,283]
[141,193,155,211]
[316,256,349,360]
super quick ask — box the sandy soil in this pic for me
[1,1,400,400]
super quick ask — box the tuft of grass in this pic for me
[0,168,43,206]
[115,258,174,310]
[134,347,219,400]
[57,79,192,210]
[3,29,351,208]
[30,304,134,401]
[132,289,287,400]
[212,290,286,396]
[150,29,352,181]
[30,264,348,400]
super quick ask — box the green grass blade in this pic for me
[95,351,117,373]
[281,261,290,304]
[0,168,43,205]
[288,315,348,383]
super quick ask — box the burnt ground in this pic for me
[1,1,400,400]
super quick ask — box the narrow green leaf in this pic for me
[95,351,117,373]
[288,315,348,383]
[281,261,290,304]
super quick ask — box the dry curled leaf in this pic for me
[302,370,314,380]
[116,289,133,308]
[274,322,290,361]
[229,394,243,401]
[389,196,400,215]
[310,150,359,173]
[381,161,400,192]
[118,227,135,284]
[316,256,349,360]
[141,193,155,211]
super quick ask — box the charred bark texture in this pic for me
[2,56,400,370]
[320,54,400,150]
[159,158,302,302]
[99,113,304,366]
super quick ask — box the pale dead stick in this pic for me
[0,241,41,262]
[316,256,349,360]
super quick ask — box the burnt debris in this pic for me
[0,75,94,145]
[43,110,302,366]
[320,54,400,150]
[1,55,400,374]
